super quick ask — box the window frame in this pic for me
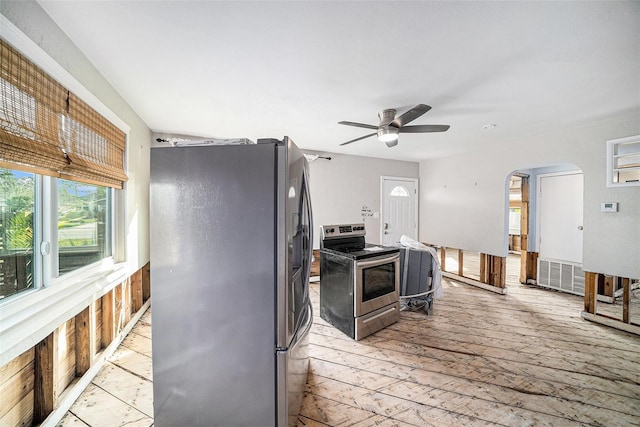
[0,15,131,367]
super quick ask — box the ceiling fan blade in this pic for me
[392,104,431,128]
[338,121,378,130]
[339,132,377,146]
[399,124,450,133]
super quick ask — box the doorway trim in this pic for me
[380,176,419,244]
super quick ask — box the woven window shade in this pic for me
[0,38,127,189]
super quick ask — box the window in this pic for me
[509,207,521,235]
[58,179,111,274]
[390,186,410,197]
[0,169,35,300]
[0,38,126,302]
[0,167,113,300]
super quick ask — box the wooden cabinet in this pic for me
[607,135,640,187]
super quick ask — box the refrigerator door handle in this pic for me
[302,168,314,303]
[292,300,313,348]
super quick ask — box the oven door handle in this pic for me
[356,253,399,268]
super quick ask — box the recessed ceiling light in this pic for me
[483,124,497,130]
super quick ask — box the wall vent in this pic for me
[537,258,585,296]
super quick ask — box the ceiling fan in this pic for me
[338,104,450,148]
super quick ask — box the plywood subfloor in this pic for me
[59,277,640,426]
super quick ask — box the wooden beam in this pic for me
[124,277,132,325]
[525,251,538,282]
[142,262,151,302]
[521,201,529,235]
[479,253,506,288]
[440,247,446,271]
[603,275,615,298]
[622,277,630,324]
[34,331,58,422]
[584,272,597,314]
[56,319,75,396]
[75,307,91,376]
[131,269,143,313]
[115,282,124,336]
[519,250,527,284]
[496,255,506,288]
[101,289,114,349]
[92,300,101,360]
[519,176,530,284]
[457,249,464,276]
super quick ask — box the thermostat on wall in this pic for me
[601,202,618,212]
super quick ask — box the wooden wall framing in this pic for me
[479,253,506,288]
[0,262,151,426]
[583,271,639,334]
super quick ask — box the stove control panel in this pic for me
[321,223,366,240]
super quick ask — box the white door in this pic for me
[538,172,583,263]
[381,177,418,246]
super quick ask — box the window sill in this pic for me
[0,260,133,367]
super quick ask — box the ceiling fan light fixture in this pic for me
[377,127,399,143]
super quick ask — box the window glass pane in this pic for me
[509,207,521,234]
[0,168,35,300]
[390,186,409,197]
[58,179,111,274]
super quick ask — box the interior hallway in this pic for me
[58,272,640,426]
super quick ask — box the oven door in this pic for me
[354,253,400,317]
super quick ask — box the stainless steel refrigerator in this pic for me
[150,137,313,426]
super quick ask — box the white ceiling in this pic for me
[38,1,640,162]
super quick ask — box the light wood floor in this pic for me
[59,273,640,426]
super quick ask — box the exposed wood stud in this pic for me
[115,283,124,336]
[526,251,538,282]
[623,277,630,323]
[457,249,464,276]
[132,269,143,313]
[479,253,506,288]
[124,277,132,325]
[142,262,151,302]
[34,331,57,422]
[519,176,531,284]
[75,307,91,376]
[101,289,115,349]
[91,300,100,360]
[57,319,76,395]
[603,275,615,298]
[440,246,446,271]
[584,272,597,314]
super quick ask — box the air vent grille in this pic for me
[537,258,585,296]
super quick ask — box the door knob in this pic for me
[577,226,583,230]
[384,231,388,235]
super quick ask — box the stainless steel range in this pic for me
[319,223,400,340]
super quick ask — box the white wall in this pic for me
[1,1,151,270]
[304,151,419,248]
[420,111,640,279]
